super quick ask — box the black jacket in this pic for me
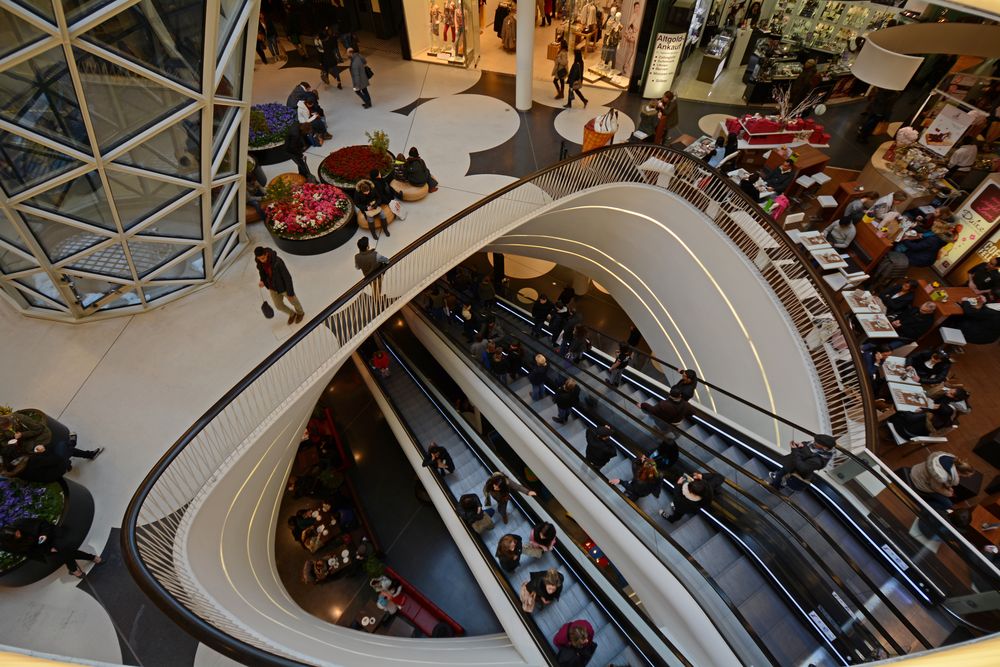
[554,384,580,409]
[640,398,691,424]
[907,350,951,385]
[969,263,1000,292]
[782,444,833,481]
[496,534,522,572]
[585,428,617,468]
[525,570,564,606]
[528,363,549,387]
[532,299,553,323]
[422,447,454,475]
[371,175,401,205]
[671,379,696,402]
[255,249,295,296]
[954,301,1000,344]
[18,450,69,483]
[892,307,933,341]
[879,285,915,316]
[0,518,57,562]
[458,493,485,524]
[404,157,432,186]
[763,165,793,193]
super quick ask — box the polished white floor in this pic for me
[0,48,625,663]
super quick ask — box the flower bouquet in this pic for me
[249,102,297,150]
[0,478,63,572]
[265,182,355,240]
[319,145,393,189]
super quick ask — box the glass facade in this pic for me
[0,0,256,319]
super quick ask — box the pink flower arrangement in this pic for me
[265,183,354,239]
[895,126,919,146]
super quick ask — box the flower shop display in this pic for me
[249,102,297,150]
[724,113,831,148]
[0,477,64,573]
[265,182,354,240]
[319,145,393,188]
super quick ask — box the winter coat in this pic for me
[782,443,833,482]
[878,285,915,316]
[525,570,564,606]
[954,301,1000,344]
[256,248,295,296]
[528,362,549,387]
[585,428,617,468]
[354,248,388,277]
[404,157,432,186]
[640,398,691,424]
[898,234,945,267]
[532,299,553,323]
[349,52,369,88]
[891,307,933,342]
[906,350,951,386]
[483,472,530,505]
[552,50,568,78]
[553,384,580,410]
[910,451,962,496]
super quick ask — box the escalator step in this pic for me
[760,613,822,666]
[670,514,716,552]
[737,586,790,640]
[692,533,743,577]
[713,556,767,607]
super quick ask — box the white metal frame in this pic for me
[0,0,257,320]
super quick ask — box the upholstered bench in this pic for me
[355,204,396,230]
[390,179,429,202]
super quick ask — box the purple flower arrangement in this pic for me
[0,477,64,571]
[249,102,297,149]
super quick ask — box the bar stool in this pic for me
[939,326,967,355]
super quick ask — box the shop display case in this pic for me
[698,32,733,83]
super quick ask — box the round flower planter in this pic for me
[265,183,358,256]
[248,102,298,165]
[0,478,95,587]
[318,145,393,190]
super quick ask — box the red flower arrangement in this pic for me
[319,145,393,187]
[265,183,354,240]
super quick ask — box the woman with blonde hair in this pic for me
[528,354,549,401]
[520,568,563,613]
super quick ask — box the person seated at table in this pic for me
[879,280,919,317]
[928,385,972,416]
[906,348,951,387]
[706,136,726,167]
[894,230,948,267]
[843,194,876,223]
[739,174,763,200]
[761,160,794,194]
[888,301,937,345]
[901,449,974,513]
[944,294,1000,345]
[967,257,1000,296]
[823,217,857,250]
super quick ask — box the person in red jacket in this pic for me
[553,619,596,666]
[371,349,390,377]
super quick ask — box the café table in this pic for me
[856,312,898,339]
[911,279,978,343]
[887,381,932,412]
[810,247,849,271]
[843,290,884,315]
[881,355,920,385]
[971,504,1000,547]
[354,598,390,633]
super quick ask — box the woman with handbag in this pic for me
[525,521,557,557]
[563,49,588,108]
[459,493,495,533]
[347,47,372,108]
[551,40,568,99]
[520,568,563,613]
[495,533,522,572]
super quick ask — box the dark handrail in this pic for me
[416,300,909,660]
[377,334,682,667]
[121,142,877,663]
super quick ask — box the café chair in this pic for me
[783,211,805,230]
[886,421,954,449]
[939,326,966,354]
[822,266,869,292]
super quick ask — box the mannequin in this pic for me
[619,20,636,75]
[454,1,465,56]
[429,1,443,53]
[602,12,622,68]
[443,0,456,43]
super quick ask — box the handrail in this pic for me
[415,300,910,661]
[376,334,681,667]
[121,143,878,664]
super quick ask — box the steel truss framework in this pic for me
[0,0,257,320]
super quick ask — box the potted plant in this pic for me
[264,182,357,255]
[0,478,64,574]
[318,129,394,189]
[249,102,298,151]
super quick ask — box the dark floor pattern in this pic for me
[79,528,199,667]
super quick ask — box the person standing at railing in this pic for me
[768,434,836,492]
[354,237,388,300]
[255,247,304,325]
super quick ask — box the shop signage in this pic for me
[642,32,685,99]
[919,103,974,156]
[934,176,1000,275]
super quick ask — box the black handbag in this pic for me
[260,287,274,319]
[364,65,374,79]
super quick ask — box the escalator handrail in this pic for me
[425,301,912,659]
[492,289,1000,595]
[378,334,684,667]
[359,347,561,666]
[410,304,822,667]
[121,142,876,664]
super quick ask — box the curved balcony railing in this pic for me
[122,143,879,664]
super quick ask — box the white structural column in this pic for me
[515,3,534,111]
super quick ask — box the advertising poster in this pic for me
[642,32,685,99]
[919,103,974,156]
[934,176,1000,275]
[616,1,649,79]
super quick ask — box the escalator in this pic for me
[405,289,970,665]
[361,332,684,667]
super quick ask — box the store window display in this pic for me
[405,0,479,65]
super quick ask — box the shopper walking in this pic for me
[347,47,372,108]
[768,434,836,491]
[283,127,313,179]
[563,50,588,108]
[0,518,102,578]
[483,471,537,524]
[552,378,580,424]
[531,293,554,337]
[529,354,549,401]
[659,471,719,523]
[255,246,304,324]
[318,26,343,89]
[552,40,568,99]
[354,237,388,299]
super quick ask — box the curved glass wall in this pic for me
[0,0,256,319]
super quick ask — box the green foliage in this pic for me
[365,129,390,156]
[0,482,64,572]
[264,176,294,205]
[363,554,385,579]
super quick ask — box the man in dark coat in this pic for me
[888,301,936,344]
[0,518,102,577]
[768,434,836,490]
[285,81,314,108]
[531,293,553,337]
[585,425,617,469]
[255,246,304,324]
[948,297,1000,344]
[638,390,692,424]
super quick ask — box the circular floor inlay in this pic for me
[517,287,539,304]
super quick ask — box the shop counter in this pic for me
[858,141,935,211]
[698,51,729,83]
